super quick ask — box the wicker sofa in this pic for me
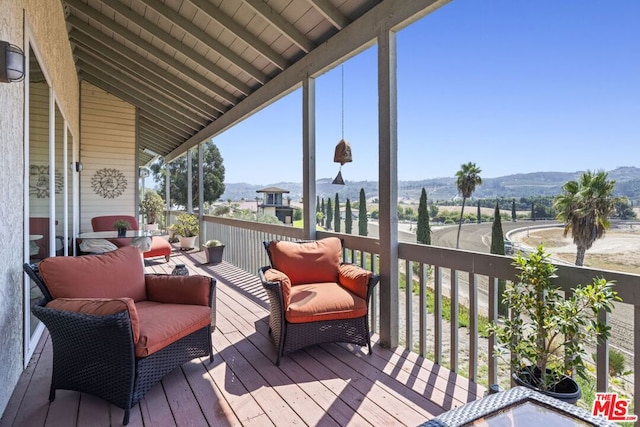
[24,246,215,425]
[258,237,379,365]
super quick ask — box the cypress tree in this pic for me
[512,199,516,221]
[345,198,353,234]
[531,202,535,221]
[316,196,320,213]
[334,193,340,233]
[358,189,368,236]
[321,198,325,226]
[326,198,333,230]
[490,201,508,316]
[477,201,481,224]
[416,188,430,244]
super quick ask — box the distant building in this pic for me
[256,187,294,224]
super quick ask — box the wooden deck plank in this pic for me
[1,255,484,427]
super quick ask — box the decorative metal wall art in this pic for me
[29,165,63,198]
[91,168,127,199]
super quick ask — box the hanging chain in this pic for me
[341,63,345,140]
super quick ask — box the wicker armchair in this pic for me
[258,237,379,366]
[24,246,215,425]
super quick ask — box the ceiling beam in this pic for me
[138,117,191,143]
[103,0,253,95]
[138,0,267,85]
[72,41,213,121]
[241,0,315,53]
[187,0,289,71]
[78,59,207,131]
[79,71,200,136]
[65,0,240,105]
[166,0,449,161]
[307,0,349,30]
[68,21,227,114]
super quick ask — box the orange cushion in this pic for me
[144,237,172,259]
[338,264,373,300]
[268,238,341,286]
[38,246,147,301]
[264,268,292,307]
[285,282,367,324]
[46,297,140,344]
[134,301,211,357]
[145,274,212,306]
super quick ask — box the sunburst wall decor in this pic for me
[29,165,63,198]
[91,168,127,199]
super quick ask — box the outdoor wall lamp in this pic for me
[73,161,83,172]
[0,41,25,83]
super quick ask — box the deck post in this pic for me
[302,75,317,240]
[377,28,399,348]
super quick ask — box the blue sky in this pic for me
[213,0,640,184]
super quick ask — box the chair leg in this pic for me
[49,387,56,402]
[123,409,130,425]
[164,254,171,262]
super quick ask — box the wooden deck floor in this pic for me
[1,248,485,426]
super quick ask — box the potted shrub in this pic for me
[171,213,199,249]
[202,239,225,264]
[113,219,131,237]
[140,190,165,231]
[490,245,619,403]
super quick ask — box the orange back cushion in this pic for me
[38,246,147,301]
[268,237,341,286]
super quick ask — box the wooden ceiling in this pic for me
[63,0,446,165]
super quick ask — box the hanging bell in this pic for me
[333,139,352,165]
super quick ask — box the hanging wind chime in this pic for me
[332,64,352,185]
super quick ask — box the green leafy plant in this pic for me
[113,219,131,230]
[490,245,620,392]
[203,239,223,247]
[140,190,165,224]
[171,213,199,237]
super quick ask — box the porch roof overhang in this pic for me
[63,0,448,166]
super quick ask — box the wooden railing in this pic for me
[178,213,639,413]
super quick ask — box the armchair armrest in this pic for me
[46,297,139,344]
[145,274,214,307]
[338,264,378,300]
[260,267,292,307]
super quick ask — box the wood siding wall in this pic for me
[79,82,136,232]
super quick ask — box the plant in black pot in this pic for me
[490,245,619,404]
[113,219,131,237]
[202,239,225,264]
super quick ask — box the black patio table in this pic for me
[420,386,618,427]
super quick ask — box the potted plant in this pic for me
[140,190,165,231]
[202,239,225,264]
[171,213,199,249]
[113,219,131,237]
[490,245,619,403]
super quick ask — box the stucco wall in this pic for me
[0,0,78,418]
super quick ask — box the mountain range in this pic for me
[220,166,640,204]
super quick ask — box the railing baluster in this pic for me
[488,276,498,387]
[405,260,413,352]
[419,262,427,358]
[434,266,442,364]
[468,271,478,382]
[596,308,609,393]
[450,269,459,372]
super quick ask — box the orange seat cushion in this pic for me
[38,246,147,301]
[143,237,172,259]
[268,237,341,286]
[285,282,367,324]
[134,301,211,357]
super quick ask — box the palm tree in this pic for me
[553,170,620,266]
[455,162,482,249]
